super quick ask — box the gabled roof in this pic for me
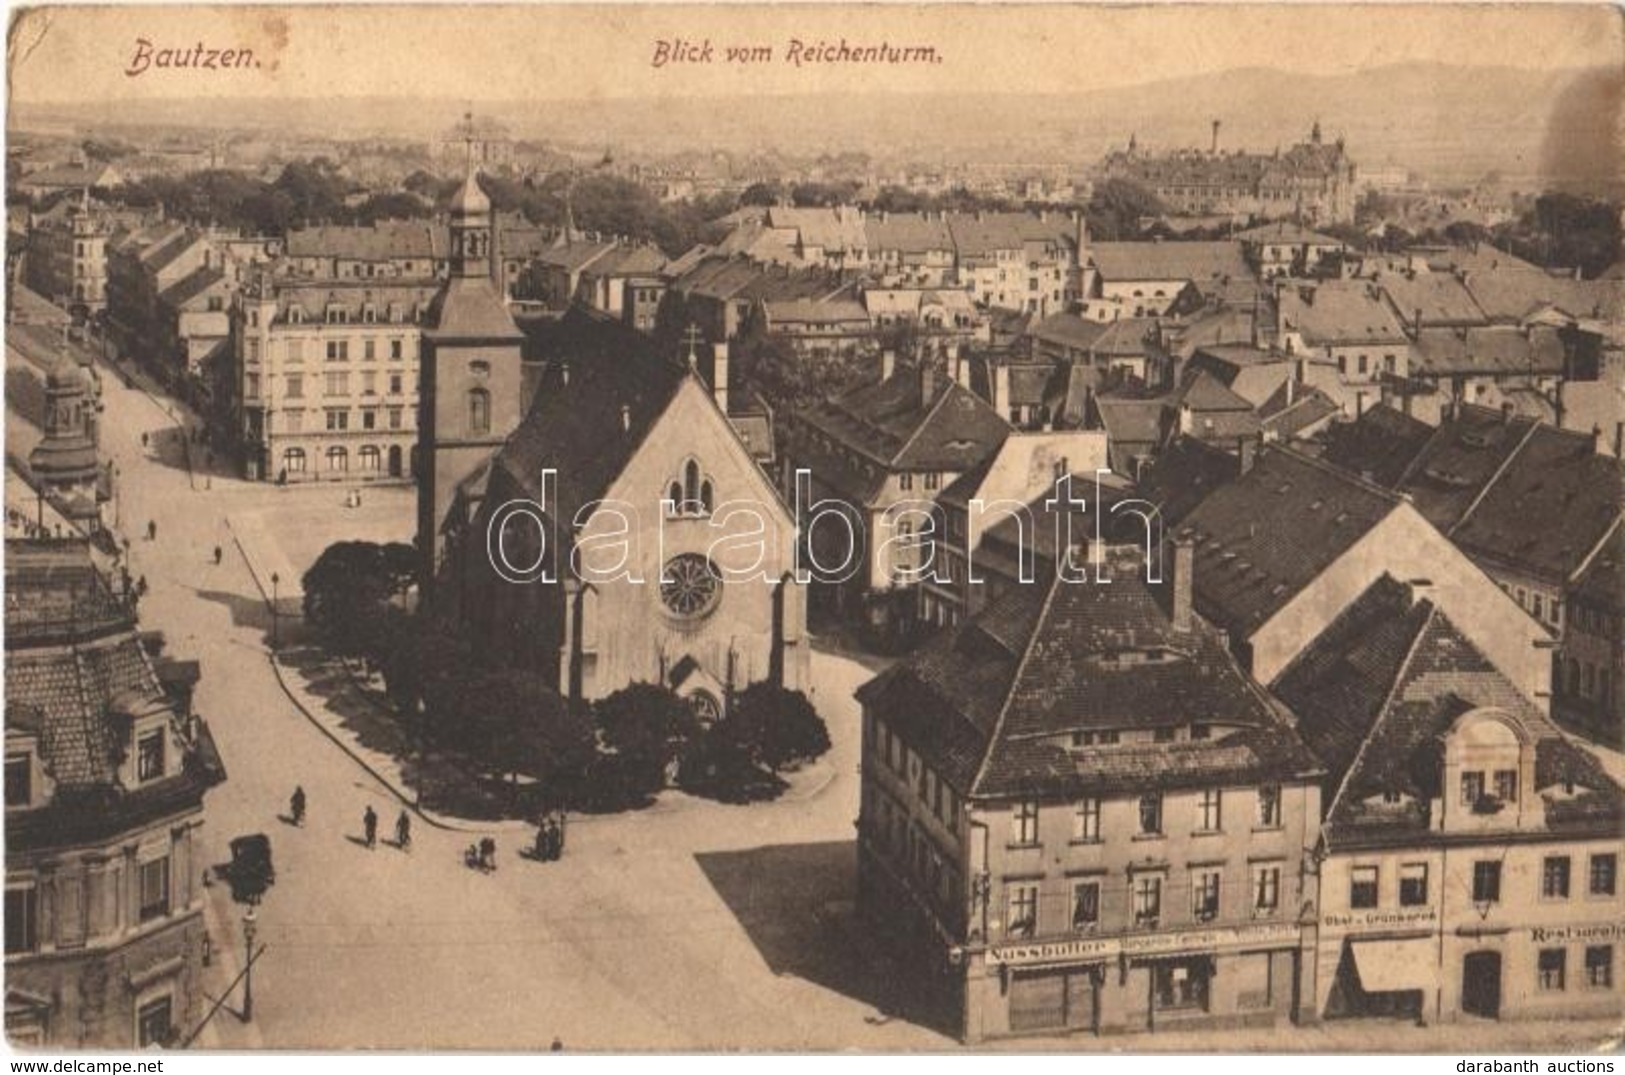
[1464,271,1625,324]
[1275,584,1622,842]
[800,368,1009,477]
[1259,382,1340,439]
[1377,271,1488,328]
[427,276,524,341]
[1411,325,1566,377]
[534,239,618,273]
[1319,403,1435,487]
[1028,313,1108,351]
[159,266,229,310]
[1087,241,1252,288]
[946,212,1074,258]
[857,546,1320,800]
[1573,525,1625,613]
[1279,281,1410,347]
[495,308,689,525]
[284,222,444,263]
[1233,222,1344,247]
[866,212,954,254]
[766,206,867,253]
[1177,446,1401,637]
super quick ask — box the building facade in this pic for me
[5,541,226,1047]
[855,544,1325,1041]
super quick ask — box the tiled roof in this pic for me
[1377,271,1488,328]
[1318,404,1435,487]
[946,212,1074,258]
[496,308,688,524]
[427,276,524,341]
[1410,325,1566,378]
[1279,281,1410,347]
[1087,241,1252,289]
[1234,222,1343,247]
[800,369,1008,477]
[859,546,1321,800]
[866,212,954,254]
[1464,271,1625,324]
[285,222,444,262]
[1276,589,1623,842]
[1140,435,1242,526]
[1259,383,1340,438]
[762,298,870,326]
[1177,446,1401,637]
[1573,525,1625,612]
[158,266,228,310]
[766,207,867,253]
[1028,313,1108,351]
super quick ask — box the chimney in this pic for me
[1211,119,1221,155]
[1591,424,1602,453]
[920,361,937,407]
[1614,421,1623,459]
[1413,307,1424,336]
[620,404,632,432]
[1285,376,1295,407]
[561,362,571,387]
[953,346,971,389]
[1502,402,1514,426]
[1172,537,1194,632]
[712,342,730,414]
[1555,377,1566,428]
[1238,436,1257,475]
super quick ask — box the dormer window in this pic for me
[4,753,32,808]
[137,728,165,783]
[287,306,303,324]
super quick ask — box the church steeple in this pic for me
[449,169,492,279]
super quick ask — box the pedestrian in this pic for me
[213,546,223,566]
[548,816,564,861]
[478,836,495,870]
[290,785,306,826]
[146,519,156,541]
[363,805,378,849]
[136,575,148,597]
[141,432,149,448]
[395,810,411,851]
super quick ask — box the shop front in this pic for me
[966,920,1305,1040]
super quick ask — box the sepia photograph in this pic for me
[2,1,1622,1057]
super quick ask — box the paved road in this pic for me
[93,359,945,1050]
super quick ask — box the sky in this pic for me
[8,3,1621,106]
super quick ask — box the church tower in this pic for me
[418,169,525,600]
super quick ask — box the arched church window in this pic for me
[468,388,491,435]
[700,480,714,514]
[684,460,701,505]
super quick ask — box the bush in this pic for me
[718,683,831,774]
[592,683,701,798]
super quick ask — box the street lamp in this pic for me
[241,906,257,1023]
[270,573,280,649]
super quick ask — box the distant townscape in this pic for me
[5,68,1623,1054]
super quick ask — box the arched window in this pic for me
[684,460,701,505]
[326,446,348,472]
[358,445,381,471]
[468,389,491,435]
[283,447,307,473]
[667,481,682,513]
[699,480,714,513]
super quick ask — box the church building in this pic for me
[418,171,809,718]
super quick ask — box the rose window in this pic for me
[660,554,722,619]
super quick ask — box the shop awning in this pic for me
[1350,937,1435,992]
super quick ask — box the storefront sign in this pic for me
[987,921,1301,966]
[1530,922,1625,945]
[1322,907,1439,931]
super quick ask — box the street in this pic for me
[88,355,949,1050]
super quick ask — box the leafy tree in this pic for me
[449,670,589,799]
[302,540,416,657]
[592,682,700,795]
[739,181,783,207]
[718,683,830,774]
[350,191,433,225]
[1086,178,1165,241]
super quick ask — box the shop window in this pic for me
[1152,959,1211,1012]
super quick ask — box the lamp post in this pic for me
[241,906,257,1023]
[270,572,280,649]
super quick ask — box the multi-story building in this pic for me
[4,541,227,1047]
[23,193,110,320]
[1102,123,1357,225]
[1274,576,1624,1024]
[946,212,1079,317]
[854,542,1325,1041]
[281,223,447,282]
[231,271,435,483]
[1276,280,1414,418]
[26,352,105,534]
[1233,222,1347,281]
[783,357,1008,640]
[1559,528,1624,746]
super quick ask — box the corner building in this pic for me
[855,543,1324,1041]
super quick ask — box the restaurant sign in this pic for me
[988,921,1301,966]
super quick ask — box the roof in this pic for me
[1275,584,1623,843]
[284,222,444,263]
[427,276,524,341]
[1139,435,1242,526]
[766,206,867,254]
[1410,325,1566,378]
[450,173,491,216]
[1092,396,1167,447]
[1377,271,1487,327]
[1028,313,1108,352]
[1086,241,1252,290]
[866,212,954,254]
[946,211,1074,258]
[799,367,1009,479]
[1573,525,1625,612]
[1279,281,1410,347]
[582,243,668,278]
[1176,446,1401,637]
[857,545,1321,800]
[1259,383,1341,439]
[1318,404,1437,487]
[762,297,870,326]
[1233,222,1344,247]
[1464,271,1625,324]
[158,265,229,310]
[494,308,689,525]
[535,239,618,274]
[20,163,120,189]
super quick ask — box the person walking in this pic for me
[395,810,411,851]
[213,545,223,566]
[363,806,378,849]
[146,519,157,541]
[290,786,306,826]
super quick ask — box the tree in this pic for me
[739,181,782,207]
[448,670,589,800]
[1086,179,1165,241]
[592,682,700,795]
[718,683,831,774]
[302,540,417,657]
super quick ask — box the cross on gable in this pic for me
[681,325,704,367]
